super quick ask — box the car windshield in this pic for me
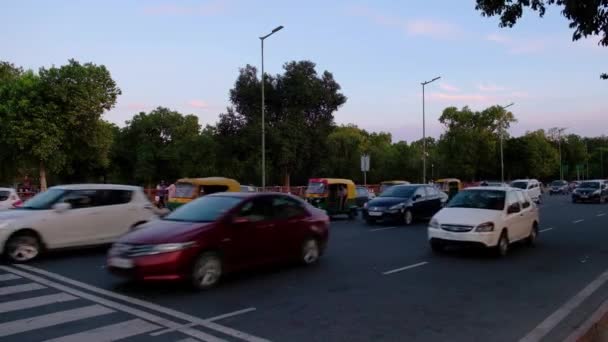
[380,186,416,198]
[579,182,600,189]
[551,181,565,186]
[174,182,195,198]
[19,189,66,210]
[447,190,506,210]
[510,181,528,190]
[306,182,326,194]
[164,195,242,222]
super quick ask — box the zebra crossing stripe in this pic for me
[0,293,78,313]
[0,283,46,295]
[0,304,114,337]
[43,318,161,342]
[0,274,20,281]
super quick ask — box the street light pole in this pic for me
[421,76,440,184]
[498,103,514,184]
[259,25,283,190]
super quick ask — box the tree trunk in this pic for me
[284,172,290,191]
[39,160,48,192]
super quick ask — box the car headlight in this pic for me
[151,242,197,254]
[429,218,440,229]
[593,190,601,195]
[363,202,368,209]
[389,203,404,210]
[475,222,494,232]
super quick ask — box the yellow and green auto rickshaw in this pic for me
[379,180,410,194]
[305,178,359,219]
[435,178,462,200]
[167,177,241,210]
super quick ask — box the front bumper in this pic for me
[572,193,601,202]
[428,227,499,248]
[362,208,403,221]
[107,248,198,281]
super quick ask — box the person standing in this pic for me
[156,180,168,208]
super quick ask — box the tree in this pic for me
[504,130,559,180]
[475,0,608,79]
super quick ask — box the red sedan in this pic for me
[107,192,330,289]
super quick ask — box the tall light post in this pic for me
[421,76,440,184]
[498,103,514,184]
[556,128,567,180]
[259,25,283,190]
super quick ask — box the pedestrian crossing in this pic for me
[0,266,268,342]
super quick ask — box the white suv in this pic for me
[0,184,157,262]
[510,179,542,203]
[428,187,539,257]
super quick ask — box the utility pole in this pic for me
[498,103,514,184]
[421,76,440,184]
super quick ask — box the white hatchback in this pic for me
[0,184,158,262]
[510,179,542,203]
[0,188,21,211]
[428,187,539,256]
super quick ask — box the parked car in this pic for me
[428,187,539,256]
[239,185,257,193]
[572,180,608,203]
[362,184,443,225]
[0,184,157,262]
[549,180,569,195]
[0,188,21,211]
[107,192,330,290]
[355,186,372,208]
[479,181,509,187]
[510,179,542,203]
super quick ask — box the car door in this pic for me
[43,189,104,248]
[425,186,442,216]
[227,196,277,268]
[504,191,525,241]
[514,190,534,241]
[411,187,428,218]
[269,195,310,260]
[95,189,137,243]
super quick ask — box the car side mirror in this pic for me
[507,204,520,214]
[53,202,71,213]
[413,194,421,201]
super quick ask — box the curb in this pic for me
[565,296,608,342]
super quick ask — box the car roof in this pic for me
[207,192,298,199]
[51,184,143,191]
[464,186,512,191]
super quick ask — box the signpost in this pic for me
[361,154,370,185]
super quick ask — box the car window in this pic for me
[356,188,368,196]
[175,182,195,198]
[426,186,439,196]
[97,190,133,206]
[414,187,426,199]
[506,191,521,213]
[510,181,528,190]
[0,191,9,201]
[447,190,505,210]
[237,197,273,222]
[514,191,530,209]
[165,195,241,222]
[272,196,307,220]
[60,190,98,209]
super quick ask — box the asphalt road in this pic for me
[1,194,608,342]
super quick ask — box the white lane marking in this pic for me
[44,318,161,342]
[0,274,20,281]
[0,304,114,338]
[573,219,584,224]
[1,266,227,342]
[11,264,268,342]
[0,283,46,295]
[175,339,199,342]
[564,292,608,342]
[519,268,608,342]
[0,293,78,313]
[150,322,197,336]
[369,226,399,232]
[206,307,257,322]
[382,261,429,275]
[539,228,554,233]
[597,213,606,217]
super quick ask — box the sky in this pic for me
[2,0,607,142]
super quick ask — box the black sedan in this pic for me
[572,180,608,203]
[362,184,443,225]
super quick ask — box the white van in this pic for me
[510,179,542,203]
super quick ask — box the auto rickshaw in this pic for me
[435,178,462,200]
[167,177,241,210]
[305,178,358,219]
[379,180,410,194]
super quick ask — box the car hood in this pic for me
[117,219,215,244]
[367,197,410,208]
[577,187,600,192]
[433,208,501,225]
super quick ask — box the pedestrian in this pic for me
[156,180,168,208]
[339,185,348,211]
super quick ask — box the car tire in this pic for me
[366,218,376,225]
[430,240,444,253]
[301,239,320,265]
[495,231,509,257]
[191,252,223,290]
[5,233,41,263]
[403,210,413,226]
[527,223,538,247]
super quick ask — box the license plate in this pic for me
[581,195,588,199]
[368,211,382,217]
[109,257,133,269]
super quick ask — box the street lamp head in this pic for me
[272,25,284,33]
[422,76,441,85]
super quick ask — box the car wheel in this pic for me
[5,233,41,263]
[495,231,509,257]
[527,223,538,247]
[366,218,376,225]
[301,239,320,265]
[430,240,444,253]
[191,252,222,290]
[403,210,413,225]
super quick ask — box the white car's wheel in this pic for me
[5,234,41,263]
[495,231,509,257]
[527,223,538,247]
[403,210,413,225]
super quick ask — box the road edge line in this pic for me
[563,295,608,342]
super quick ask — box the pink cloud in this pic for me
[125,102,149,111]
[478,83,507,92]
[486,33,546,54]
[188,99,210,109]
[143,0,226,16]
[439,82,460,92]
[428,92,495,103]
